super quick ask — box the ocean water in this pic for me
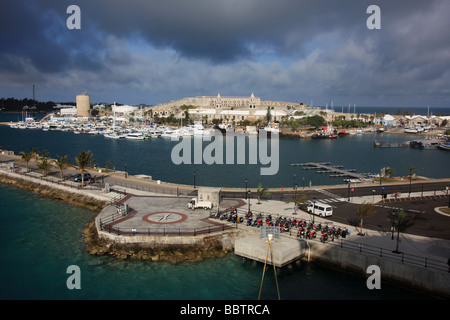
[0,184,434,300]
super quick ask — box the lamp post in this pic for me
[312,197,316,223]
[193,171,196,189]
[245,178,248,199]
[293,173,296,189]
[302,177,305,190]
[390,210,398,240]
[294,183,298,214]
[408,173,412,197]
[248,190,251,212]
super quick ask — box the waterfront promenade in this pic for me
[1,150,449,265]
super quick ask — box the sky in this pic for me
[1,0,449,109]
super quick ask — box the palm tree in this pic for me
[384,166,395,179]
[75,150,93,186]
[256,182,270,204]
[286,193,307,214]
[356,202,378,236]
[54,154,70,181]
[37,157,51,177]
[31,147,39,161]
[19,151,33,172]
[393,210,415,253]
[105,161,114,172]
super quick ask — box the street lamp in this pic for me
[248,190,251,213]
[390,210,398,240]
[302,177,305,190]
[245,178,248,199]
[193,171,196,189]
[312,197,316,223]
[294,183,298,214]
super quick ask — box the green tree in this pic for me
[286,193,308,214]
[266,107,272,123]
[37,157,51,177]
[305,115,326,129]
[105,161,114,171]
[356,202,378,236]
[256,182,270,204]
[393,210,415,253]
[19,151,33,173]
[383,167,395,179]
[53,154,70,181]
[75,150,93,186]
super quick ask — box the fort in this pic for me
[144,93,317,123]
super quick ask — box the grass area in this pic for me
[439,207,450,214]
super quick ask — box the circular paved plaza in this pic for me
[97,195,243,236]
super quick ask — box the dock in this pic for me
[291,162,367,181]
[234,235,306,267]
[374,139,441,149]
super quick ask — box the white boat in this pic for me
[125,132,145,140]
[356,127,365,134]
[104,132,126,139]
[190,122,211,135]
[438,141,450,151]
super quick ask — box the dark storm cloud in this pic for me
[1,0,449,106]
[0,1,104,74]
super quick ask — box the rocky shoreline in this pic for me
[0,172,236,263]
[0,174,109,212]
[83,218,235,263]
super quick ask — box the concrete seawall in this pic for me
[308,241,450,297]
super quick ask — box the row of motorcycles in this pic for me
[211,208,349,243]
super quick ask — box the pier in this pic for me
[291,162,367,181]
[374,139,441,149]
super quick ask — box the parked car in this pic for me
[74,173,94,183]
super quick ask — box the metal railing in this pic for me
[323,238,449,272]
[99,223,236,237]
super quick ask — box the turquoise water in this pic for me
[0,184,434,300]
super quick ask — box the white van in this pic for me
[307,202,333,217]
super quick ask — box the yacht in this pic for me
[125,132,146,140]
[213,119,234,134]
[438,141,450,151]
[104,132,126,139]
[190,122,211,135]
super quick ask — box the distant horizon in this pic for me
[1,96,449,111]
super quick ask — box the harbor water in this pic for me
[0,123,449,189]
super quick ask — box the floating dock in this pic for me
[374,139,441,149]
[292,162,366,181]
